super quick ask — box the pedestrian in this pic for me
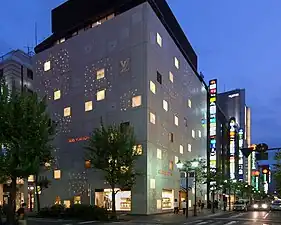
[182,200,186,215]
[173,199,179,214]
[16,203,27,225]
[198,200,202,212]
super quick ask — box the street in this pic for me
[27,211,281,225]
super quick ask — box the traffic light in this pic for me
[256,143,268,152]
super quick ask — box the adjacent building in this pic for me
[33,0,208,214]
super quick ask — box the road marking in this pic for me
[223,221,237,225]
[78,221,98,224]
[263,212,269,219]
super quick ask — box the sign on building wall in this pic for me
[229,118,236,180]
[238,128,244,181]
[209,79,217,173]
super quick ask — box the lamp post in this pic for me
[176,160,188,218]
[28,186,34,212]
[191,161,199,216]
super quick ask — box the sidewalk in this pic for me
[119,209,229,224]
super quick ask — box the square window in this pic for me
[97,68,105,79]
[157,71,162,84]
[85,101,93,112]
[64,200,71,208]
[174,57,179,69]
[150,179,156,189]
[133,144,143,155]
[163,100,168,111]
[179,145,184,154]
[174,115,179,126]
[150,112,156,124]
[169,161,173,170]
[175,156,179,164]
[156,33,162,47]
[198,130,202,138]
[54,170,61,179]
[188,99,192,108]
[157,148,162,159]
[64,107,71,117]
[44,61,51,71]
[188,144,192,152]
[97,89,105,101]
[54,90,61,100]
[192,130,195,138]
[132,95,142,107]
[169,132,174,142]
[169,72,174,83]
[150,81,156,94]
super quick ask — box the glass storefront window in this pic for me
[64,200,71,208]
[74,196,81,204]
[162,189,174,210]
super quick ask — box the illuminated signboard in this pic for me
[68,136,90,143]
[209,79,217,174]
[228,93,239,98]
[238,128,244,181]
[229,118,236,180]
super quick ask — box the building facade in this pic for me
[33,0,207,214]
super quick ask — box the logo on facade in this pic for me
[120,58,130,73]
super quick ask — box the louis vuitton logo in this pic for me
[120,58,130,73]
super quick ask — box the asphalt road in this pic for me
[27,211,281,225]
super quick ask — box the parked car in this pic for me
[233,200,249,211]
[250,200,269,211]
[270,200,281,211]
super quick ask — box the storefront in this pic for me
[95,189,131,211]
[162,189,174,210]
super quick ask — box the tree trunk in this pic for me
[111,189,117,220]
[35,175,41,212]
[7,177,17,225]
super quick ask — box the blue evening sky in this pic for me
[0,0,280,148]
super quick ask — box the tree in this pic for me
[0,83,54,224]
[274,151,281,196]
[85,122,140,218]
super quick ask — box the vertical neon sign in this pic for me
[229,118,236,180]
[238,128,244,181]
[209,80,217,174]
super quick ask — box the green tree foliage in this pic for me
[0,83,55,224]
[274,151,281,196]
[85,122,141,217]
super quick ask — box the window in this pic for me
[133,145,142,155]
[198,130,202,138]
[27,68,33,80]
[174,57,179,69]
[192,130,195,138]
[157,71,162,84]
[169,132,174,142]
[188,99,192,108]
[174,115,179,126]
[44,61,51,71]
[132,95,142,107]
[74,196,81,204]
[54,90,61,100]
[97,89,105,101]
[28,175,34,182]
[54,170,61,179]
[150,179,156,189]
[85,101,93,112]
[169,161,173,170]
[157,148,162,159]
[64,200,71,208]
[163,100,168,111]
[169,72,174,83]
[64,107,71,117]
[97,68,105,79]
[150,112,156,124]
[156,33,162,47]
[179,145,184,154]
[188,144,192,152]
[150,81,156,94]
[184,117,188,127]
[175,156,179,164]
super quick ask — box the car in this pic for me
[233,200,249,211]
[250,201,269,211]
[270,200,281,211]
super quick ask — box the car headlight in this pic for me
[262,204,268,209]
[253,204,258,208]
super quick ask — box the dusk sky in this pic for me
[0,0,280,148]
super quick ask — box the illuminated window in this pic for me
[97,68,105,80]
[97,89,105,101]
[188,144,192,152]
[174,115,179,126]
[64,107,71,117]
[85,101,93,112]
[175,156,179,164]
[132,95,142,107]
[157,148,162,159]
[150,179,156,189]
[28,175,34,182]
[188,99,192,108]
[169,72,174,83]
[169,161,173,170]
[163,100,168,111]
[64,200,71,208]
[150,81,156,94]
[174,57,179,69]
[198,130,202,138]
[54,170,61,179]
[156,33,162,47]
[150,112,156,124]
[133,145,143,155]
[74,196,81,204]
[44,61,51,71]
[192,130,195,138]
[179,145,184,154]
[54,90,61,100]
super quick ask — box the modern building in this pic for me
[33,0,208,214]
[217,89,253,184]
[0,49,34,208]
